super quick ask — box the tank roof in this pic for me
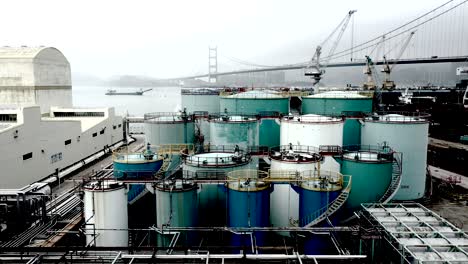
[282,114,343,123]
[227,170,270,192]
[306,91,369,99]
[185,150,251,168]
[366,113,429,123]
[269,145,322,163]
[224,90,284,99]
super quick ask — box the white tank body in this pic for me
[280,114,343,147]
[83,181,128,247]
[268,145,322,235]
[360,114,429,200]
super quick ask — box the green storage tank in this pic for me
[335,145,393,212]
[219,90,289,114]
[181,88,221,113]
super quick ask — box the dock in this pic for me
[428,165,468,190]
[429,137,468,151]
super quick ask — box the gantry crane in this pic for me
[381,31,415,90]
[305,10,357,85]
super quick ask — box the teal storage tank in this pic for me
[181,88,220,113]
[361,113,429,200]
[219,90,289,114]
[259,112,281,147]
[335,145,393,211]
[301,91,373,115]
[343,118,362,146]
[144,112,195,145]
[227,170,270,252]
[155,180,198,229]
[208,114,259,149]
[182,146,256,227]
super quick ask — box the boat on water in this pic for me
[105,88,152,95]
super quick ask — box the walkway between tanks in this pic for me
[429,137,468,151]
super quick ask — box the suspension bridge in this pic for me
[171,0,468,85]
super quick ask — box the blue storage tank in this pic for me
[295,170,343,254]
[227,170,270,252]
[112,144,164,204]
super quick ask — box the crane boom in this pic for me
[305,10,357,85]
[381,31,415,89]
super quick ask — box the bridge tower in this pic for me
[208,47,218,83]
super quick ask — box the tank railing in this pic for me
[365,111,430,123]
[257,111,282,118]
[220,90,287,99]
[154,179,197,192]
[282,114,345,123]
[192,111,209,118]
[181,89,221,95]
[155,144,195,156]
[182,170,227,180]
[269,145,322,161]
[312,90,374,98]
[200,144,249,154]
[247,146,270,156]
[144,112,194,122]
[112,152,160,163]
[208,112,260,122]
[227,170,269,191]
[341,144,395,155]
[268,170,343,186]
[300,174,352,228]
[319,145,343,155]
[184,151,251,167]
[341,111,369,118]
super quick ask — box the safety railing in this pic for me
[144,112,194,123]
[300,174,352,227]
[269,145,322,162]
[227,169,270,191]
[281,114,344,123]
[184,150,251,168]
[364,111,430,123]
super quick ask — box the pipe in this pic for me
[119,253,367,260]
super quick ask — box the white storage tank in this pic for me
[269,145,322,235]
[280,114,344,147]
[144,112,195,145]
[208,114,259,149]
[280,114,343,172]
[83,180,128,247]
[360,113,430,200]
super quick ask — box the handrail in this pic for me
[379,152,403,203]
[300,175,352,228]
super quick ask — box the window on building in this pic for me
[92,132,97,137]
[65,139,72,145]
[100,128,106,134]
[113,125,117,129]
[0,114,17,122]
[118,124,122,128]
[53,112,105,117]
[23,152,33,160]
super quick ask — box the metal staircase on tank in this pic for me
[378,153,403,204]
[300,175,352,228]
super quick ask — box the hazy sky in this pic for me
[0,0,462,78]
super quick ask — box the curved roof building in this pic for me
[0,46,72,113]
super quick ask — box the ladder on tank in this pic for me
[378,153,403,203]
[300,175,352,228]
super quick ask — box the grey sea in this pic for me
[73,86,182,116]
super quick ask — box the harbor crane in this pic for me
[305,10,357,85]
[381,31,416,90]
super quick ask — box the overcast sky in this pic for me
[0,0,462,78]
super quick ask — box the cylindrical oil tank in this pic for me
[220,90,289,114]
[269,145,322,235]
[227,170,270,251]
[360,113,429,200]
[280,114,344,147]
[295,170,343,254]
[112,144,163,179]
[181,88,221,113]
[182,146,256,226]
[144,112,195,145]
[258,112,281,147]
[208,114,259,149]
[83,181,128,247]
[335,146,394,211]
[155,180,198,228]
[301,91,373,115]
